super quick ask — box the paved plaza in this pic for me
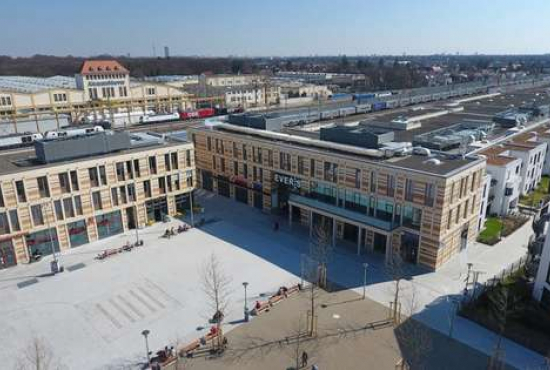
[0,191,545,369]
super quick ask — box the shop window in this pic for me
[26,228,59,259]
[95,211,123,239]
[68,220,88,248]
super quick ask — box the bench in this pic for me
[179,339,200,357]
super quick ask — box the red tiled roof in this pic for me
[486,155,519,166]
[80,60,128,75]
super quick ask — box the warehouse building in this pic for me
[0,60,193,131]
[189,121,486,271]
[0,131,195,269]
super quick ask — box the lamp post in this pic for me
[362,263,369,300]
[243,281,249,322]
[141,329,151,366]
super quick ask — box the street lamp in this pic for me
[243,282,249,322]
[141,329,151,366]
[362,263,369,300]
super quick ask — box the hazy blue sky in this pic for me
[1,0,549,57]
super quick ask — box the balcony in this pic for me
[289,194,398,232]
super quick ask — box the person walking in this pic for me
[301,351,309,367]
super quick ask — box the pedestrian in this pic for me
[301,350,308,367]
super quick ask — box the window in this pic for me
[220,158,226,173]
[405,179,414,202]
[186,150,191,167]
[402,206,422,230]
[354,169,361,189]
[167,175,173,192]
[111,188,119,206]
[460,177,467,198]
[323,162,338,183]
[54,200,64,220]
[424,183,435,207]
[464,199,469,218]
[207,137,212,151]
[127,183,136,202]
[267,150,273,167]
[243,164,248,179]
[143,180,152,198]
[15,180,26,203]
[70,171,79,191]
[126,161,134,179]
[9,210,20,231]
[280,153,291,171]
[58,173,70,193]
[37,176,50,198]
[387,175,395,197]
[456,204,461,223]
[31,205,44,226]
[370,171,376,193]
[119,186,127,204]
[0,185,4,207]
[471,172,477,192]
[298,156,305,175]
[92,191,103,210]
[115,163,125,182]
[164,154,171,172]
[233,161,239,176]
[242,144,248,161]
[447,210,453,230]
[212,157,217,170]
[232,142,238,158]
[158,177,166,194]
[89,167,100,187]
[133,160,141,178]
[149,156,157,175]
[74,196,83,215]
[0,212,9,234]
[171,153,178,170]
[310,159,315,177]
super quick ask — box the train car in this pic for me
[0,132,44,150]
[339,107,357,116]
[353,93,376,101]
[372,101,387,111]
[44,126,104,140]
[179,108,216,120]
[355,104,372,114]
[139,112,180,124]
[329,93,352,101]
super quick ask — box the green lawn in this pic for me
[477,217,502,245]
[520,176,550,207]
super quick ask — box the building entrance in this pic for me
[145,197,168,222]
[401,232,419,263]
[0,240,16,269]
[373,232,387,254]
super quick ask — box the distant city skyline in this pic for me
[1,0,549,57]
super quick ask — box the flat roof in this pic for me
[0,137,190,177]
[201,125,482,177]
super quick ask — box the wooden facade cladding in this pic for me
[0,143,195,265]
[190,127,487,271]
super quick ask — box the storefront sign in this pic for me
[274,173,301,189]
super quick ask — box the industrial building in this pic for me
[0,130,195,269]
[0,60,195,132]
[189,120,485,271]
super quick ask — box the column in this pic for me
[357,227,362,256]
[309,210,313,238]
[385,234,393,264]
[288,204,293,229]
[332,218,337,248]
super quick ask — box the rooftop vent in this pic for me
[424,158,442,166]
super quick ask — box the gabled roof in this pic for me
[80,60,129,75]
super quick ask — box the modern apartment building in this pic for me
[534,228,550,310]
[189,122,486,270]
[0,132,194,269]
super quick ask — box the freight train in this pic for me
[0,125,107,151]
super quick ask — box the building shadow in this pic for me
[190,192,430,291]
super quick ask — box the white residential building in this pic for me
[534,229,550,310]
[478,173,492,231]
[505,142,547,195]
[482,148,522,216]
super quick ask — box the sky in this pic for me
[1,0,549,57]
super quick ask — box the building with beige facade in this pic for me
[0,60,194,132]
[0,132,195,269]
[189,121,486,271]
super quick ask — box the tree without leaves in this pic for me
[15,337,66,370]
[200,253,232,351]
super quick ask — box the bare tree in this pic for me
[15,337,66,370]
[487,285,509,370]
[200,253,232,351]
[386,252,406,325]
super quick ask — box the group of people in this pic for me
[162,224,190,238]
